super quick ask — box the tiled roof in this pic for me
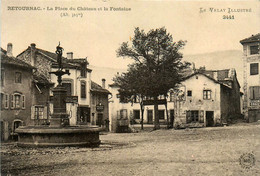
[33,74,53,85]
[18,46,89,70]
[1,50,35,69]
[91,81,110,94]
[240,33,260,44]
[182,71,234,89]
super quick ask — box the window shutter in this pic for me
[31,106,35,119]
[10,94,14,109]
[22,95,25,109]
[43,106,48,119]
[5,94,9,109]
[249,87,253,99]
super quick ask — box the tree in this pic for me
[114,27,190,130]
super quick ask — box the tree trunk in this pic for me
[165,103,169,129]
[154,96,160,130]
[140,103,144,130]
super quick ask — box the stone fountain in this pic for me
[16,44,101,147]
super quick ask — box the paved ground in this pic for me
[1,123,260,176]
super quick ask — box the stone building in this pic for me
[91,79,111,130]
[1,44,34,140]
[174,68,241,128]
[240,33,260,122]
[17,43,110,127]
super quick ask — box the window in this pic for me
[186,110,199,123]
[249,86,260,100]
[224,71,229,78]
[169,92,174,102]
[159,110,165,120]
[203,90,211,100]
[250,45,259,55]
[187,90,192,97]
[120,109,127,119]
[133,110,140,119]
[35,106,44,119]
[62,82,72,96]
[81,81,86,98]
[250,63,259,75]
[15,72,22,83]
[11,94,25,109]
[1,69,4,86]
[14,94,21,108]
[80,68,86,77]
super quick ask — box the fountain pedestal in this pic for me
[50,85,70,127]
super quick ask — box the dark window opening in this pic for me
[15,72,22,83]
[186,110,199,123]
[133,110,140,119]
[187,90,192,97]
[250,45,259,55]
[81,82,86,98]
[250,63,259,75]
[159,110,165,120]
[1,69,4,86]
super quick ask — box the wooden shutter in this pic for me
[256,87,260,100]
[31,106,35,119]
[10,94,14,109]
[43,106,48,119]
[22,95,25,109]
[4,94,9,109]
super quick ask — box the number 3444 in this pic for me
[223,15,234,19]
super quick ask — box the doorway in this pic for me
[77,107,90,125]
[97,113,103,127]
[147,110,153,124]
[170,110,174,128]
[206,111,214,127]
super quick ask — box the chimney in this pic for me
[67,52,73,59]
[30,43,36,66]
[102,78,106,89]
[7,43,13,57]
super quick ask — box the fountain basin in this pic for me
[16,126,102,147]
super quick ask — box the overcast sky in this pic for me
[1,0,259,69]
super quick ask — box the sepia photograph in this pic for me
[1,0,260,175]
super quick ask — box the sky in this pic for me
[1,0,259,69]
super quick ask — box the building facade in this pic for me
[91,79,110,130]
[1,44,34,140]
[108,84,174,132]
[174,69,241,128]
[108,68,241,131]
[240,34,260,122]
[17,43,110,127]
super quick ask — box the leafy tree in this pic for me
[114,27,190,130]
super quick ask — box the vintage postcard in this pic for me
[1,0,259,175]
